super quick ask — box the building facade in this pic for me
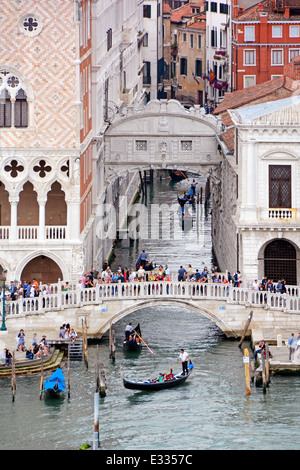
[0,0,147,283]
[232,0,300,91]
[163,1,206,105]
[212,57,300,285]
[204,0,231,106]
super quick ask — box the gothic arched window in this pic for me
[0,70,29,128]
[0,89,12,127]
[15,89,28,128]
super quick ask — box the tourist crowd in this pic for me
[0,253,289,301]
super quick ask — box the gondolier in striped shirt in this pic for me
[179,349,190,375]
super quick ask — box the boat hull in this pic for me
[123,369,192,391]
[169,170,187,181]
[123,340,141,352]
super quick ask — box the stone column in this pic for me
[38,198,46,240]
[9,196,19,240]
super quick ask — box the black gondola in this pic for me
[123,323,142,352]
[169,170,187,181]
[123,362,193,391]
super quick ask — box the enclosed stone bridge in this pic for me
[4,281,300,340]
[103,99,222,183]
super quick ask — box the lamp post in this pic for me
[1,270,7,331]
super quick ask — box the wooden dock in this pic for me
[251,328,300,384]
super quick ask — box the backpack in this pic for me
[233,273,238,281]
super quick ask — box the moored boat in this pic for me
[41,367,67,398]
[169,169,187,181]
[123,361,193,391]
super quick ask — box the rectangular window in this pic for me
[244,50,255,65]
[143,61,151,84]
[244,75,256,88]
[183,32,187,42]
[220,3,229,14]
[269,165,291,208]
[180,57,187,75]
[107,28,112,51]
[272,25,282,38]
[211,2,217,12]
[289,49,300,61]
[195,59,202,77]
[197,34,201,49]
[143,4,151,18]
[190,34,194,48]
[271,49,283,65]
[136,140,147,151]
[290,25,299,38]
[244,25,255,42]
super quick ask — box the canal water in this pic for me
[1,171,300,451]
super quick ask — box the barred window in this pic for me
[269,165,291,208]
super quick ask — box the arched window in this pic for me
[15,89,28,128]
[264,240,296,285]
[0,89,12,127]
[0,70,29,128]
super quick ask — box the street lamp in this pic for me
[1,269,7,331]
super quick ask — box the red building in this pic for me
[232,0,300,91]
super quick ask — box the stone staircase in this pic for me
[0,348,65,378]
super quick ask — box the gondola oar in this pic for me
[133,330,156,355]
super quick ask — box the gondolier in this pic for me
[179,349,189,375]
[125,322,133,340]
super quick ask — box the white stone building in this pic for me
[205,0,231,105]
[141,0,164,100]
[213,94,300,285]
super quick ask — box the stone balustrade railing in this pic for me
[2,280,300,318]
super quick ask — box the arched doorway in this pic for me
[264,240,296,285]
[20,255,63,284]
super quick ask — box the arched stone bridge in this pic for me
[4,281,300,339]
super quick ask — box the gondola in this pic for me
[136,259,156,271]
[123,361,193,391]
[41,367,67,399]
[123,323,142,352]
[169,169,187,181]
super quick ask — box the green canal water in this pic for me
[0,171,300,451]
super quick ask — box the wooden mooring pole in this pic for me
[39,355,44,400]
[93,355,100,450]
[109,321,116,362]
[238,311,253,348]
[243,348,251,396]
[262,342,270,394]
[82,318,88,369]
[11,351,16,402]
[68,344,71,400]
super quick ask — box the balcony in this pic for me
[259,207,297,222]
[0,225,67,241]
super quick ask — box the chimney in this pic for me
[283,57,300,81]
[258,2,263,10]
[285,8,290,18]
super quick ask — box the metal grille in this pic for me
[269,165,291,208]
[264,240,296,285]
